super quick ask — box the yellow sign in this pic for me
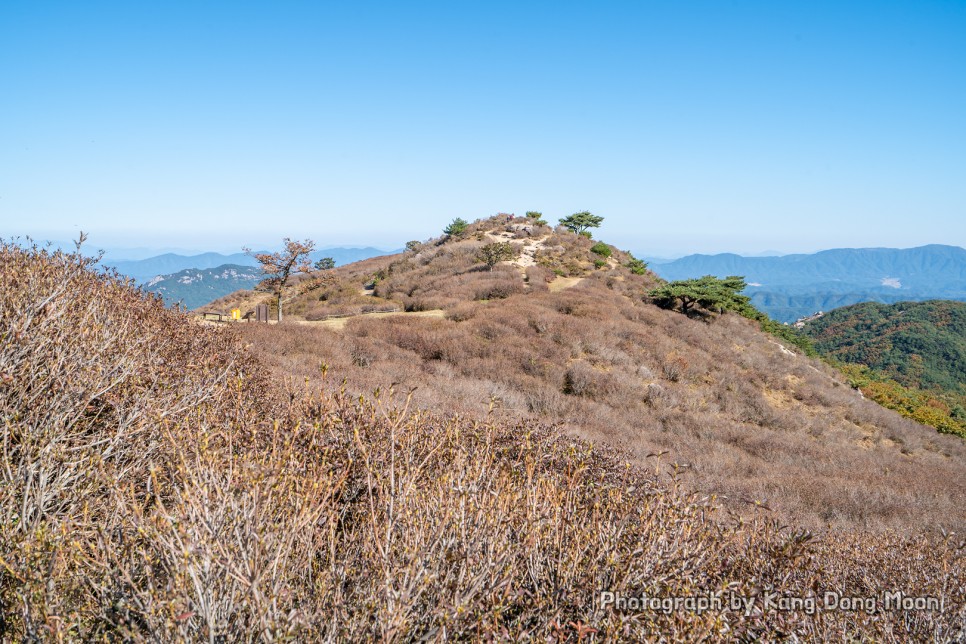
[231,308,241,320]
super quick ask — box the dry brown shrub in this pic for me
[6,242,965,640]
[0,242,275,638]
[643,382,666,406]
[662,351,690,382]
[224,216,966,535]
[445,301,477,322]
[524,265,554,291]
[474,279,525,301]
[563,360,616,399]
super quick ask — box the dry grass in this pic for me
[548,276,585,292]
[298,308,445,330]
[2,241,965,640]
[239,231,966,535]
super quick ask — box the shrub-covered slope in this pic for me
[231,216,966,535]
[3,240,965,641]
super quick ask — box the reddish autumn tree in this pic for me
[244,238,315,322]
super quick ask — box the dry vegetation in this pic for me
[3,238,965,640]
[207,216,642,321]
[238,216,966,535]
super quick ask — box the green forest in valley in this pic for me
[802,300,966,437]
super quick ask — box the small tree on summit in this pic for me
[443,218,469,237]
[244,238,316,322]
[559,211,604,235]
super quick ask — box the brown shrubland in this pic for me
[3,237,965,640]
[236,216,966,536]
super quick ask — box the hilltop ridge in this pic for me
[216,214,966,534]
[3,237,964,640]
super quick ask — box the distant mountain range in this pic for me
[144,265,265,310]
[647,244,966,322]
[103,247,393,308]
[109,252,258,283]
[105,247,392,283]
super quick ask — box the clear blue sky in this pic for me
[2,1,964,257]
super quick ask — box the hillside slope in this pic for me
[7,240,965,640]
[223,215,966,534]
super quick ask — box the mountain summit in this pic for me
[214,215,966,534]
[4,229,964,640]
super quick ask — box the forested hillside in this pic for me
[802,300,966,437]
[802,300,966,392]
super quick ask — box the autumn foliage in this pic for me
[244,237,315,321]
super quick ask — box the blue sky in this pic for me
[1,1,964,257]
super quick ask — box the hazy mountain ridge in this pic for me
[746,289,938,324]
[649,244,966,321]
[651,244,966,284]
[103,247,394,308]
[142,264,265,309]
[104,247,393,283]
[109,252,256,282]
